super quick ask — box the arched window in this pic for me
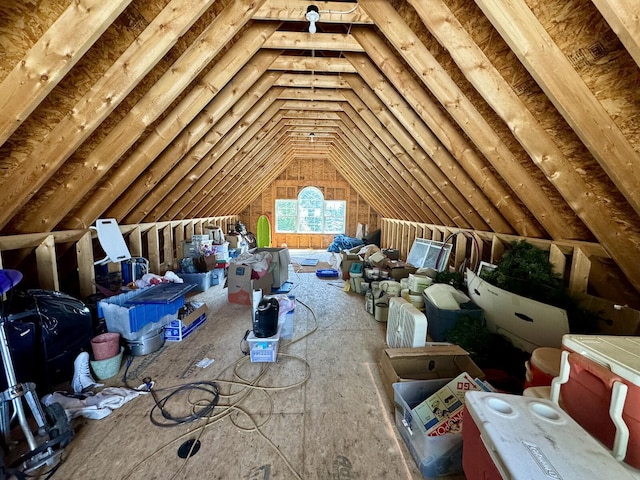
[275,187,346,234]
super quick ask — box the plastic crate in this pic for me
[177,270,214,292]
[97,287,185,339]
[422,293,483,342]
[393,379,464,479]
[247,327,281,363]
[213,268,225,285]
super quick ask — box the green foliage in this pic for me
[482,241,566,306]
[433,270,465,290]
[482,241,599,334]
[444,315,492,365]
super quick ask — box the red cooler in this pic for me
[463,391,638,480]
[551,335,640,469]
[524,346,562,388]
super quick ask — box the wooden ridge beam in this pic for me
[277,88,347,101]
[270,56,357,73]
[263,31,364,52]
[274,73,350,89]
[253,0,372,24]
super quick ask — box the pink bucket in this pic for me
[91,332,121,360]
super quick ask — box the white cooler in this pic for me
[463,391,638,479]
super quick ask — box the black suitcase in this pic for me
[4,289,93,392]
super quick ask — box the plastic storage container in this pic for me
[316,269,339,278]
[551,335,640,468]
[524,347,562,388]
[463,391,638,480]
[422,291,483,342]
[177,270,216,292]
[97,286,185,339]
[247,326,281,363]
[393,379,464,479]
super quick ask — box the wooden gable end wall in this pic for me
[241,157,380,249]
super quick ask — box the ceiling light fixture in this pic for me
[306,5,319,34]
[309,132,315,142]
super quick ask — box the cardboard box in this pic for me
[380,344,484,403]
[227,264,273,305]
[164,303,208,342]
[389,265,417,281]
[253,247,290,288]
[339,247,363,280]
[226,235,246,249]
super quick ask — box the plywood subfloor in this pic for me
[44,252,427,479]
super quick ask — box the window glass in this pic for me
[275,187,346,234]
[275,199,297,232]
[298,187,324,233]
[324,200,346,233]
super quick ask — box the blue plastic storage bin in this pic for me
[422,293,483,342]
[97,286,186,339]
[177,270,215,292]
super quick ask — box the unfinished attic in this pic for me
[1,0,640,477]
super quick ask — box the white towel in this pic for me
[42,387,147,420]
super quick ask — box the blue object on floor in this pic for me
[272,281,294,294]
[316,269,339,278]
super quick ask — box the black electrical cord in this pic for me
[147,380,220,428]
[120,355,219,427]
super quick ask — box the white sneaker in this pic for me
[72,352,103,394]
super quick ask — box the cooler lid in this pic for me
[465,391,637,479]
[562,335,640,386]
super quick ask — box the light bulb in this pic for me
[306,6,319,34]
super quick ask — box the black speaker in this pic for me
[253,298,279,338]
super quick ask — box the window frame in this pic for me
[274,187,346,234]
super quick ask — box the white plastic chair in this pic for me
[91,218,131,265]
